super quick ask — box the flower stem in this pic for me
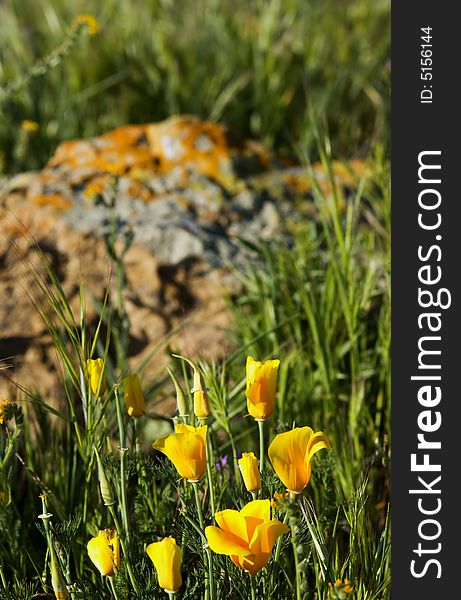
[249,574,257,600]
[192,482,215,600]
[167,592,176,600]
[108,575,121,600]
[257,420,265,474]
[289,494,302,600]
[270,510,289,592]
[114,387,131,545]
[201,419,216,516]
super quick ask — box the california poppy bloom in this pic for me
[246,356,280,421]
[205,499,289,574]
[123,373,145,418]
[87,529,120,576]
[268,426,329,494]
[238,452,261,493]
[146,537,182,593]
[152,424,207,482]
[86,358,107,395]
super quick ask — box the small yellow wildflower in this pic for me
[270,492,290,509]
[21,120,39,132]
[0,398,11,425]
[73,14,99,36]
[328,578,354,599]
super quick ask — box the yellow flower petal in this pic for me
[240,500,270,543]
[249,520,290,554]
[175,423,196,434]
[231,552,267,575]
[205,526,252,557]
[240,499,270,522]
[215,509,249,543]
[306,431,330,463]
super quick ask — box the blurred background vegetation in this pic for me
[0,0,389,173]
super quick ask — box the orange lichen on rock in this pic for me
[32,194,72,210]
[46,117,235,188]
[2,116,367,217]
[145,116,235,188]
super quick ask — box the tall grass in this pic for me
[0,0,389,173]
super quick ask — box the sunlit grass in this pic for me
[0,0,389,173]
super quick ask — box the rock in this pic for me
[0,115,365,403]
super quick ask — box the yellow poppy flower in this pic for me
[86,358,107,395]
[268,426,329,493]
[238,452,261,493]
[146,537,182,593]
[205,499,289,574]
[123,373,145,418]
[152,424,207,482]
[246,356,280,421]
[87,529,120,576]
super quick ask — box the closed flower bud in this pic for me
[172,354,210,419]
[246,356,280,421]
[50,550,68,599]
[238,452,261,493]
[123,373,145,418]
[146,537,182,593]
[86,358,107,395]
[87,529,120,576]
[191,363,210,419]
[94,447,115,506]
[166,366,189,417]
